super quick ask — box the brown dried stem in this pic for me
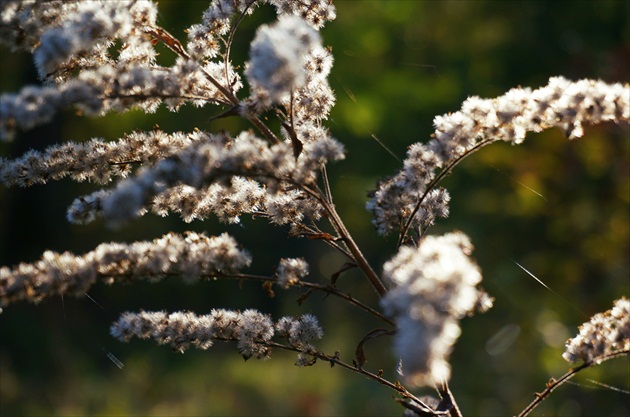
[517,349,630,417]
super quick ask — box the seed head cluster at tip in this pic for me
[367,76,630,237]
[381,232,493,387]
[276,257,309,288]
[563,297,630,365]
[110,309,323,364]
[0,129,199,189]
[246,15,321,103]
[0,232,252,308]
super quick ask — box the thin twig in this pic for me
[206,336,433,411]
[102,271,393,325]
[145,24,280,144]
[517,350,630,417]
[437,381,463,417]
[248,115,282,144]
[103,92,225,105]
[224,1,257,93]
[394,398,450,417]
[321,165,334,204]
[270,342,429,408]
[221,273,393,326]
[397,139,493,248]
[291,222,354,260]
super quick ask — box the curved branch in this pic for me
[103,271,393,325]
[224,1,258,93]
[261,340,437,413]
[397,139,493,247]
[208,272,393,326]
[517,349,630,417]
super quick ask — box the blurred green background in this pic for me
[1,1,628,416]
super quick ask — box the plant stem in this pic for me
[264,341,433,410]
[437,381,463,417]
[397,139,493,247]
[517,350,630,417]
[319,197,388,297]
[219,273,394,325]
[146,21,386,296]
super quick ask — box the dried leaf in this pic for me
[290,133,303,160]
[144,26,188,57]
[296,289,313,305]
[282,121,303,159]
[355,328,394,368]
[331,262,357,285]
[262,280,275,298]
[306,232,337,241]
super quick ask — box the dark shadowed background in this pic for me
[1,1,628,416]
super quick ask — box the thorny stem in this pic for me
[517,350,630,417]
[397,139,493,247]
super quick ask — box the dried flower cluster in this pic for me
[1,0,161,137]
[1,0,628,415]
[275,313,324,365]
[111,309,323,362]
[276,257,309,288]
[563,297,630,364]
[1,0,342,232]
[367,77,630,237]
[247,15,320,102]
[381,232,492,387]
[0,232,251,307]
[86,129,343,227]
[0,129,196,187]
[0,0,336,139]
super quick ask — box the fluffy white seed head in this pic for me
[246,16,321,102]
[381,232,491,386]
